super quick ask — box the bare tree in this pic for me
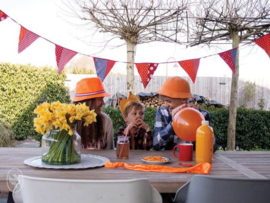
[66,55,96,74]
[63,0,189,92]
[189,0,270,150]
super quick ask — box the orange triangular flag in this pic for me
[18,26,39,53]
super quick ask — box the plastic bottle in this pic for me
[195,121,214,164]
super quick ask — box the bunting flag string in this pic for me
[18,26,39,53]
[55,45,77,74]
[1,9,270,88]
[218,48,237,74]
[178,59,200,83]
[94,57,116,81]
[254,33,270,58]
[0,10,7,21]
[135,63,159,88]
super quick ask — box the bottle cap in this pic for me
[202,120,209,125]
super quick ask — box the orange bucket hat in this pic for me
[73,77,111,102]
[157,76,193,99]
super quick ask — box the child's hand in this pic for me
[125,121,137,132]
[187,103,199,110]
[136,118,151,132]
[172,104,186,117]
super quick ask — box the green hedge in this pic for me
[209,107,270,150]
[0,63,70,142]
[104,106,270,151]
[1,63,270,150]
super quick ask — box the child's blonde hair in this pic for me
[123,101,145,117]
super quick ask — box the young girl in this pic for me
[116,92,152,150]
[73,77,114,150]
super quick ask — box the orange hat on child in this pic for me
[73,77,111,102]
[119,92,141,115]
[157,76,193,99]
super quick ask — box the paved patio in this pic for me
[14,137,40,148]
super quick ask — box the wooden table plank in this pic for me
[1,148,270,193]
[215,153,267,179]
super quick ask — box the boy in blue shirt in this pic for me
[153,76,217,152]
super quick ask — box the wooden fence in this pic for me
[65,74,270,110]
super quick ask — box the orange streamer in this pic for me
[105,161,211,174]
[178,163,193,167]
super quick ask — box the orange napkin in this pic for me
[105,161,211,174]
[178,163,193,167]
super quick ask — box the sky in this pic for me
[1,0,270,78]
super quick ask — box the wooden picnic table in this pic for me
[0,148,270,194]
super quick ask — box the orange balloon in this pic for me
[172,107,205,142]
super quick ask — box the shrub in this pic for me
[103,105,270,151]
[102,107,125,135]
[0,63,71,142]
[209,106,270,151]
[257,98,265,110]
[0,122,15,147]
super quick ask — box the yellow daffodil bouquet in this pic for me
[34,101,97,165]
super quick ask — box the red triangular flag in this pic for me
[18,26,39,53]
[0,10,7,21]
[179,59,200,83]
[219,48,237,74]
[105,60,115,78]
[135,63,159,88]
[55,45,77,74]
[255,33,270,57]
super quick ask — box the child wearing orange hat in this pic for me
[153,76,217,151]
[116,92,152,150]
[73,77,114,150]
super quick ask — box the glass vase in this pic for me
[41,125,81,165]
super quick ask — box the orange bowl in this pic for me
[172,107,205,142]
